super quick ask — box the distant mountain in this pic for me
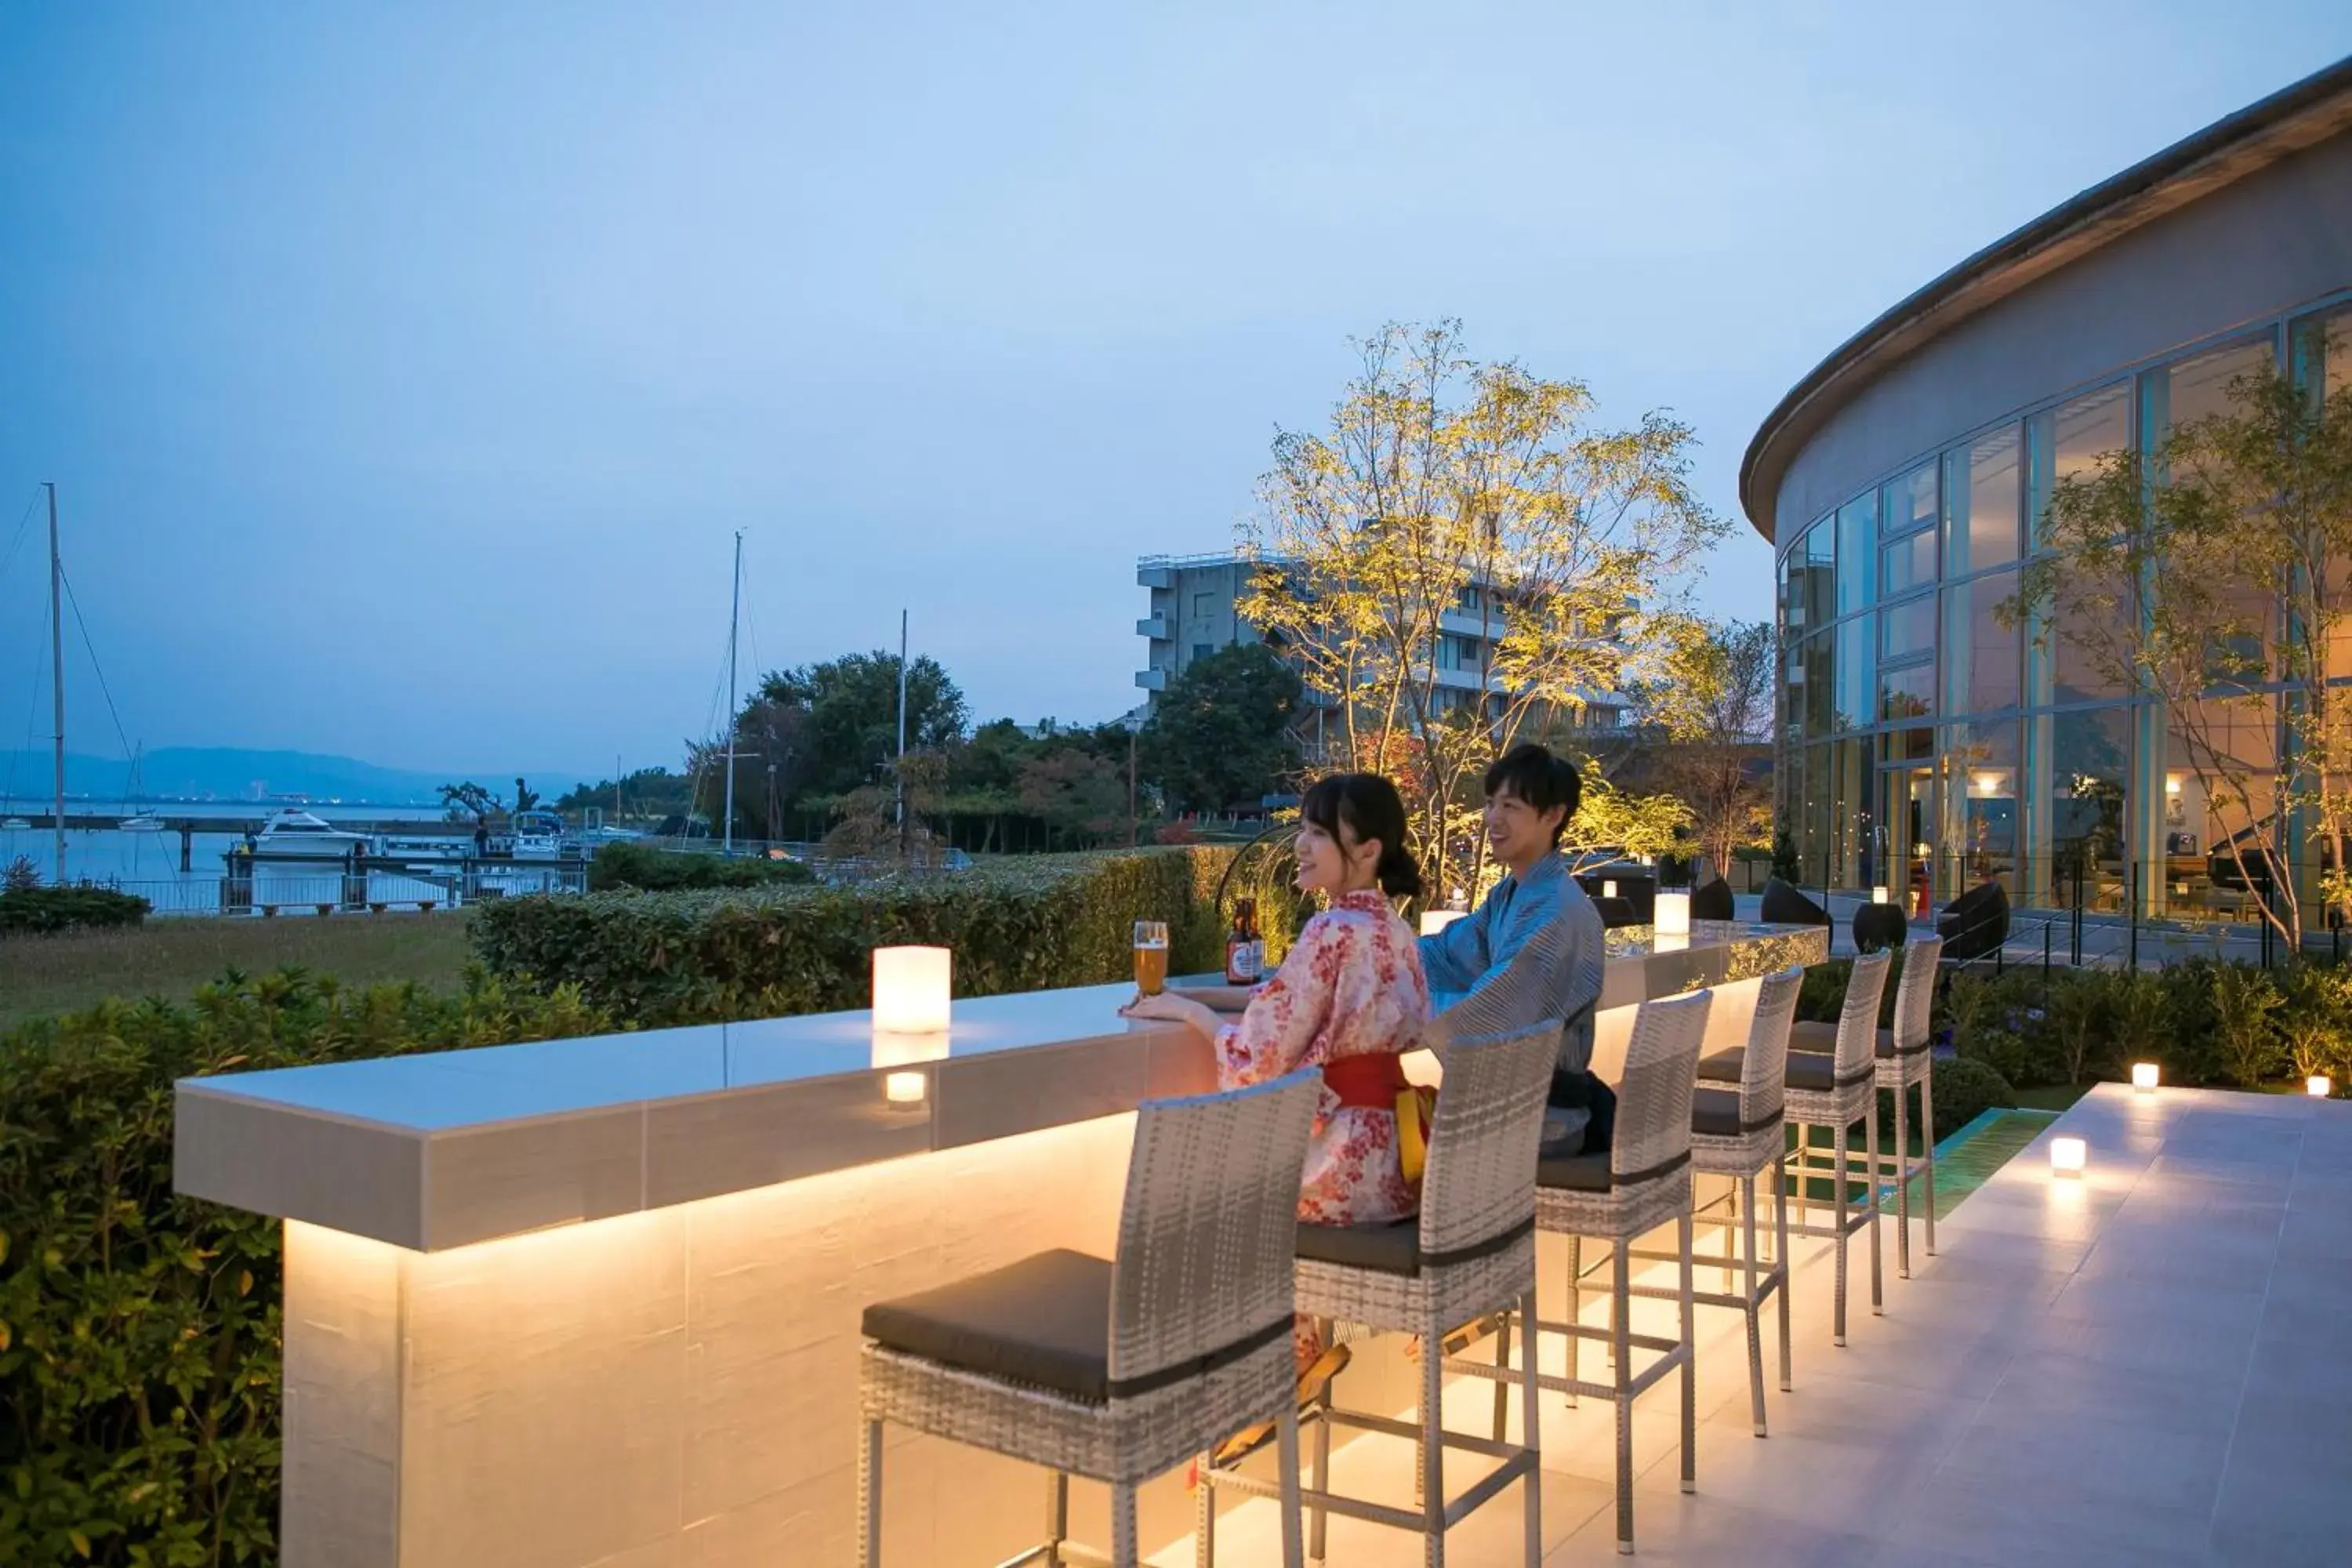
[0,748,587,806]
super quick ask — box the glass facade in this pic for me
[1775,296,2352,916]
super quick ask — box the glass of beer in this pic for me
[1133,920,1170,996]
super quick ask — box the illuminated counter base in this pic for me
[178,922,1825,1568]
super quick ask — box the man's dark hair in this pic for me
[1483,744,1581,846]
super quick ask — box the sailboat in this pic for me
[118,744,163,831]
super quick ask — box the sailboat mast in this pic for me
[894,608,908,854]
[722,530,742,855]
[45,483,65,884]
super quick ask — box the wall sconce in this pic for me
[2310,1075,2333,1098]
[2132,1062,2159,1093]
[2165,775,2183,796]
[1653,890,1691,936]
[1871,886,1890,905]
[2050,1135,2087,1177]
[1419,910,1464,937]
[873,946,952,1034]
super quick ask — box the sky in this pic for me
[3,2,2349,779]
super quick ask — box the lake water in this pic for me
[0,802,493,915]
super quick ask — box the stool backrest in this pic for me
[1890,935,1944,1053]
[1737,965,1806,1128]
[1828,949,1896,1080]
[1434,891,1603,1069]
[1414,1017,1564,1264]
[1613,988,1712,1182]
[1108,1068,1321,1392]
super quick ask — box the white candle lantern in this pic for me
[2310,1075,2332,1098]
[872,946,952,1034]
[2049,1135,2087,1176]
[1602,880,1618,899]
[1871,886,1890,905]
[1419,910,1464,937]
[1653,890,1691,936]
[2132,1062,2159,1093]
[883,1071,928,1106]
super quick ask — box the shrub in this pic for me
[0,969,611,1567]
[1922,1056,2018,1142]
[584,841,815,893]
[2210,960,2285,1087]
[474,847,1283,1026]
[0,886,151,938]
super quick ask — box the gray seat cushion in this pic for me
[862,1249,1112,1401]
[1784,1051,1839,1091]
[1792,1020,1916,1062]
[1691,1086,1745,1138]
[1537,1145,1613,1192]
[1697,1047,1744,1083]
[1296,1217,1420,1276]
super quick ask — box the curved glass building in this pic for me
[1744,56,2352,920]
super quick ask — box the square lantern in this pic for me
[2310,1075,2333,1098]
[873,946,953,1034]
[1653,890,1691,936]
[2050,1136,2088,1177]
[2132,1062,2159,1093]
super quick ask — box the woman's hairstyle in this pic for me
[1483,743,1582,846]
[1299,772,1424,900]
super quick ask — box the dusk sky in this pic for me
[4,3,2349,779]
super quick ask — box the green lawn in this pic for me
[2015,1083,2094,1112]
[0,911,477,1030]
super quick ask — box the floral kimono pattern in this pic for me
[1214,888,1433,1232]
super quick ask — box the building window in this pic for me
[1880,594,1935,661]
[1191,644,1213,664]
[1835,494,1876,613]
[1191,592,1217,620]
[1881,528,1935,597]
[1835,615,1875,733]
[1941,567,2021,716]
[1882,461,1936,538]
[1946,426,2022,577]
[1879,663,1933,724]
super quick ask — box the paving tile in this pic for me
[1936,1397,2232,1514]
[1869,1469,2213,1567]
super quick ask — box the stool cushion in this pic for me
[862,1248,1112,1401]
[1697,1047,1744,1083]
[1878,1026,1925,1058]
[1537,1145,1613,1192]
[1788,1020,1838,1054]
[1296,1217,1420,1276]
[1784,1051,1840,1091]
[1691,1086,1746,1138]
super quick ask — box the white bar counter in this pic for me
[176,920,1825,1567]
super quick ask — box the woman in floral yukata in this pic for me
[1121,771,1432,1459]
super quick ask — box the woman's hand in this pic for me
[1118,990,1225,1040]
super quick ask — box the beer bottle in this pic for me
[1225,897,1261,985]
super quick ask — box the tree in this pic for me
[1638,619,1777,880]
[1017,750,1127,848]
[1563,769,1692,862]
[1138,643,1303,813]
[2010,350,2352,949]
[513,777,540,815]
[437,781,503,824]
[1239,320,1727,896]
[750,652,969,802]
[557,768,698,822]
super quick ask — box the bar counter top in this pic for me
[174,920,1826,1253]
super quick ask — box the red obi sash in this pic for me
[1321,1053,1435,1183]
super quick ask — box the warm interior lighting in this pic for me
[2132,1062,2159,1092]
[2166,775,2183,795]
[2050,1135,2087,1176]
[1871,886,1890,905]
[1602,880,1618,899]
[1971,770,2009,797]
[2310,1075,2333,1098]
[1653,890,1691,936]
[1419,910,1464,937]
[872,946,952,1033]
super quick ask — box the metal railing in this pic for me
[94,865,589,918]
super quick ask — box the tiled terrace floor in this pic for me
[1173,1084,2352,1566]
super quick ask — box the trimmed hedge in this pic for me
[584,841,816,893]
[0,970,611,1567]
[0,887,151,938]
[474,846,1290,1025]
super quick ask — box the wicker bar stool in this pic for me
[855,1068,1323,1568]
[1872,936,1944,1278]
[1463,986,1714,1556]
[1626,964,1804,1437]
[1198,1016,1562,1568]
[1702,949,1893,1347]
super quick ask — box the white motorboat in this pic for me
[1,815,30,831]
[250,808,374,859]
[120,811,166,833]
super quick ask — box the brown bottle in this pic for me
[1225,898,1261,984]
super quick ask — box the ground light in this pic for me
[2310,1075,2333,1098]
